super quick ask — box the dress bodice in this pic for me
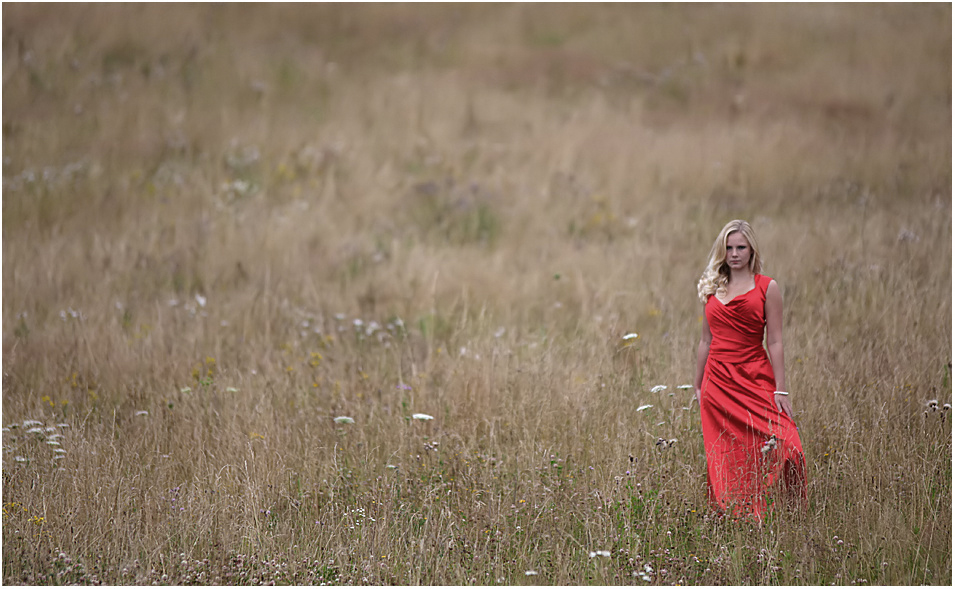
[705,273,771,364]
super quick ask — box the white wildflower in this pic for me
[45,440,61,446]
[14,456,26,462]
[26,427,44,435]
[650,385,667,393]
[22,420,43,428]
[135,410,149,417]
[334,416,355,425]
[226,387,239,393]
[636,405,653,412]
[589,550,611,558]
[760,434,778,457]
[622,333,639,340]
[656,438,677,450]
[524,570,537,576]
[412,413,434,421]
[676,384,693,390]
[195,293,207,307]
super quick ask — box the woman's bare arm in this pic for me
[764,279,793,418]
[694,311,712,407]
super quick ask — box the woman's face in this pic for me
[725,231,752,271]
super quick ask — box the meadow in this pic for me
[2,3,951,585]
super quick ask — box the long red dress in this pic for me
[700,273,807,519]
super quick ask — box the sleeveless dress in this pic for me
[701,273,807,519]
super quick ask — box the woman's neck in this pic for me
[729,267,754,284]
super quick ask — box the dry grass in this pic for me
[2,3,951,585]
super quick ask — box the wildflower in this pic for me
[656,438,677,450]
[524,570,538,576]
[760,435,778,457]
[180,387,192,394]
[334,416,355,424]
[944,403,952,411]
[636,405,653,412]
[226,387,239,393]
[45,440,60,446]
[22,420,43,428]
[14,456,26,462]
[677,384,693,390]
[650,385,667,393]
[195,293,207,308]
[926,399,938,411]
[26,427,44,435]
[412,413,434,421]
[589,550,611,558]
[135,411,149,417]
[622,333,639,340]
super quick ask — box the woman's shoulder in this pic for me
[756,273,775,292]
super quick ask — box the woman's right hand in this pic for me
[693,387,702,409]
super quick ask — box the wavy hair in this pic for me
[697,220,762,303]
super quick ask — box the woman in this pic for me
[693,220,806,519]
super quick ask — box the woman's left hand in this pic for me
[775,393,794,420]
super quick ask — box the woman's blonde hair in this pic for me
[697,220,762,303]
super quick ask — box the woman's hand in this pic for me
[693,387,702,410]
[774,392,794,420]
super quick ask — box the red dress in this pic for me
[701,274,807,519]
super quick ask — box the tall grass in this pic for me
[3,3,951,585]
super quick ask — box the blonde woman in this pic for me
[694,220,806,519]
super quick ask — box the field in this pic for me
[2,3,951,585]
